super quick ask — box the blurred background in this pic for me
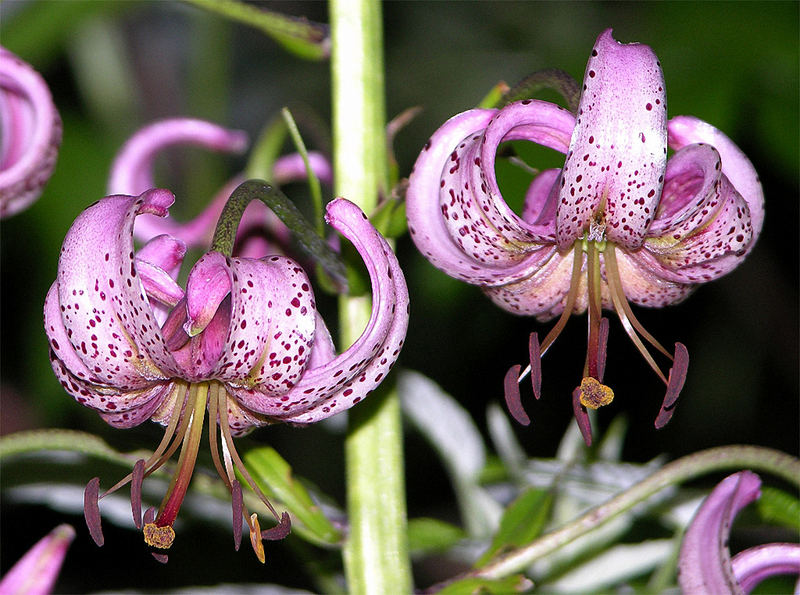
[1,1,797,591]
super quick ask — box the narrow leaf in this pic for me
[407,517,466,555]
[476,488,552,566]
[243,446,341,545]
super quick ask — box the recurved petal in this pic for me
[136,234,186,280]
[406,108,497,281]
[678,471,761,595]
[55,189,182,390]
[612,249,694,307]
[642,173,753,284]
[730,543,800,592]
[557,29,667,250]
[237,198,408,423]
[521,168,561,225]
[669,115,764,245]
[107,119,247,242]
[0,47,62,218]
[482,245,570,319]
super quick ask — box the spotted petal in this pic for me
[182,251,316,391]
[678,471,761,595]
[407,101,573,289]
[50,189,182,391]
[557,29,667,250]
[669,115,764,244]
[0,47,62,218]
[230,198,409,423]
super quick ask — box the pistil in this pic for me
[144,382,208,549]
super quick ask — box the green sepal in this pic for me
[242,446,342,546]
[475,488,553,567]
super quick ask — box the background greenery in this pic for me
[1,1,797,591]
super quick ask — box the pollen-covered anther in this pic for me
[143,523,176,549]
[249,513,266,564]
[578,376,614,409]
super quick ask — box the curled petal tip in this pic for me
[0,523,75,595]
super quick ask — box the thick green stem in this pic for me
[330,0,412,592]
[472,445,800,581]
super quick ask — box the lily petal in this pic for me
[731,543,800,593]
[678,471,761,595]
[0,524,74,595]
[238,198,409,423]
[187,251,316,392]
[669,115,764,244]
[52,189,182,390]
[0,47,62,218]
[557,29,667,250]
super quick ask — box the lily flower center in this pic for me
[506,233,689,444]
[84,379,289,563]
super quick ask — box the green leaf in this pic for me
[183,0,329,61]
[757,487,800,532]
[438,574,533,595]
[476,488,553,567]
[407,517,466,555]
[243,446,342,546]
[0,429,135,468]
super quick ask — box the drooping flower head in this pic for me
[406,29,763,443]
[678,471,800,593]
[44,182,408,561]
[0,46,62,218]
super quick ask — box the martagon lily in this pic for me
[678,471,800,593]
[406,29,763,443]
[0,46,62,218]
[44,182,408,561]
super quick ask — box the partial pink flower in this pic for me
[406,29,763,443]
[44,186,408,560]
[0,524,74,595]
[0,46,62,218]
[678,471,800,594]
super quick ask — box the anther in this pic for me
[503,364,530,426]
[655,342,689,429]
[528,332,542,399]
[143,523,175,549]
[249,513,266,564]
[131,459,145,529]
[262,512,292,541]
[571,387,593,446]
[83,477,104,547]
[232,479,243,551]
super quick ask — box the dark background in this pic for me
[1,1,797,591]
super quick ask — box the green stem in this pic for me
[330,0,411,592]
[472,445,800,580]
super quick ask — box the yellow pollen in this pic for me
[579,377,614,409]
[143,523,175,549]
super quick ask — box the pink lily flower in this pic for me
[0,46,62,218]
[107,117,333,257]
[0,524,74,595]
[406,29,763,443]
[44,186,408,561]
[678,471,800,593]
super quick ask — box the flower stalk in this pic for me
[330,0,412,592]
